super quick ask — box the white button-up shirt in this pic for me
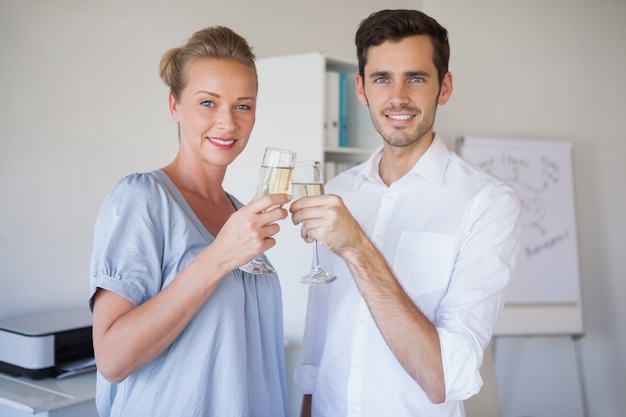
[295,135,522,417]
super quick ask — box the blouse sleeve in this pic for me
[89,173,168,309]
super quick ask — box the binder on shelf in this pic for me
[325,70,340,148]
[326,71,360,149]
[345,72,381,150]
[338,72,348,147]
[336,162,351,175]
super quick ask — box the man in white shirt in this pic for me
[290,9,522,417]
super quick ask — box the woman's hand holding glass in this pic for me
[239,147,296,275]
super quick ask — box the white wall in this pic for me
[1,1,624,417]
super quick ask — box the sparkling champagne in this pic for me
[292,182,324,200]
[255,166,294,210]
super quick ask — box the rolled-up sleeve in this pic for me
[437,183,522,400]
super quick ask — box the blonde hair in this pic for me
[159,26,256,100]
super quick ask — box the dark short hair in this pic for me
[355,9,450,85]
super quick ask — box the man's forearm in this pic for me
[343,240,446,403]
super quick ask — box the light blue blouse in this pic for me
[89,170,290,417]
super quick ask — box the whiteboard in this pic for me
[459,137,583,336]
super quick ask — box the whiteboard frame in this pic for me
[494,304,583,336]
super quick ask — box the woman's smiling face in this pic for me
[169,57,257,169]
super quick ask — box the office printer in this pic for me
[0,308,95,380]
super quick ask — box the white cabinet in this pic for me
[223,52,378,417]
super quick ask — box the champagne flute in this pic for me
[239,147,297,275]
[292,160,337,285]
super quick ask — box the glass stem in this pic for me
[311,241,322,274]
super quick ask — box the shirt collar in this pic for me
[355,134,450,189]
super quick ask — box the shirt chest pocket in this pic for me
[393,231,456,295]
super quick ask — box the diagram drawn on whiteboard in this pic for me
[479,152,555,235]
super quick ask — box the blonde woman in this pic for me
[90,26,290,417]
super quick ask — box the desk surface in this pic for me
[0,371,96,414]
